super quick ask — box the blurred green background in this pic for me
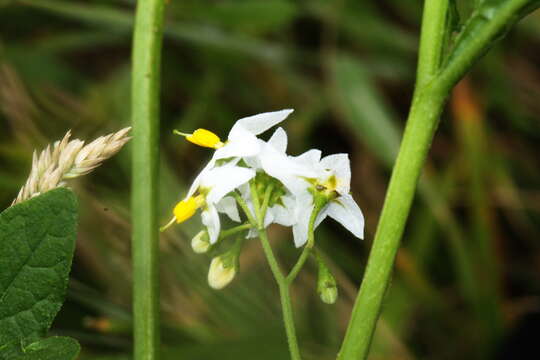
[1,0,540,359]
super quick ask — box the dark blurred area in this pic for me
[1,0,540,359]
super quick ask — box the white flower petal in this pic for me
[291,192,314,247]
[293,149,322,167]
[326,194,364,239]
[243,155,261,170]
[202,205,221,244]
[204,165,255,204]
[292,211,311,247]
[321,153,351,194]
[269,194,296,227]
[216,196,241,222]
[270,204,294,227]
[314,203,329,228]
[232,109,293,136]
[186,158,216,198]
[267,127,288,153]
[260,145,316,195]
[215,126,261,160]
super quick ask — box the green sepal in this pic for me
[315,253,338,305]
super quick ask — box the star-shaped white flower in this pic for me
[240,127,312,237]
[261,148,364,247]
[163,161,255,243]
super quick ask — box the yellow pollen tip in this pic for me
[173,195,204,223]
[174,128,223,149]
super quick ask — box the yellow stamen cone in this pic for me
[174,129,224,149]
[173,195,204,223]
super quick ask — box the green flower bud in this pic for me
[317,255,338,304]
[191,230,210,253]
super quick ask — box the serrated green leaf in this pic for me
[0,188,78,348]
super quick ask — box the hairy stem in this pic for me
[131,0,166,359]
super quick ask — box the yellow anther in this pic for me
[174,129,224,149]
[173,195,205,223]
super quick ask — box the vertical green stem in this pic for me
[237,181,302,360]
[131,0,166,359]
[337,0,539,358]
[416,0,450,87]
[337,1,449,358]
[258,229,301,360]
[337,89,446,360]
[278,282,302,360]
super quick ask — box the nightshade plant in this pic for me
[132,0,540,360]
[161,110,364,356]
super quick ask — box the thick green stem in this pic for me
[131,0,166,359]
[337,89,446,360]
[337,1,449,358]
[416,0,450,87]
[338,1,540,359]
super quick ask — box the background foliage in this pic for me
[1,0,539,359]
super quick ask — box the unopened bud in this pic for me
[317,255,338,304]
[207,237,243,289]
[192,230,210,253]
[208,256,236,289]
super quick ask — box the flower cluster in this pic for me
[162,110,364,294]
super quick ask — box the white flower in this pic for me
[262,149,364,247]
[175,109,294,161]
[162,162,255,243]
[240,127,311,237]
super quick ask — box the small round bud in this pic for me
[208,256,236,290]
[191,230,210,254]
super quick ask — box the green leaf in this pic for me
[0,188,78,347]
[445,0,540,72]
[17,336,79,360]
